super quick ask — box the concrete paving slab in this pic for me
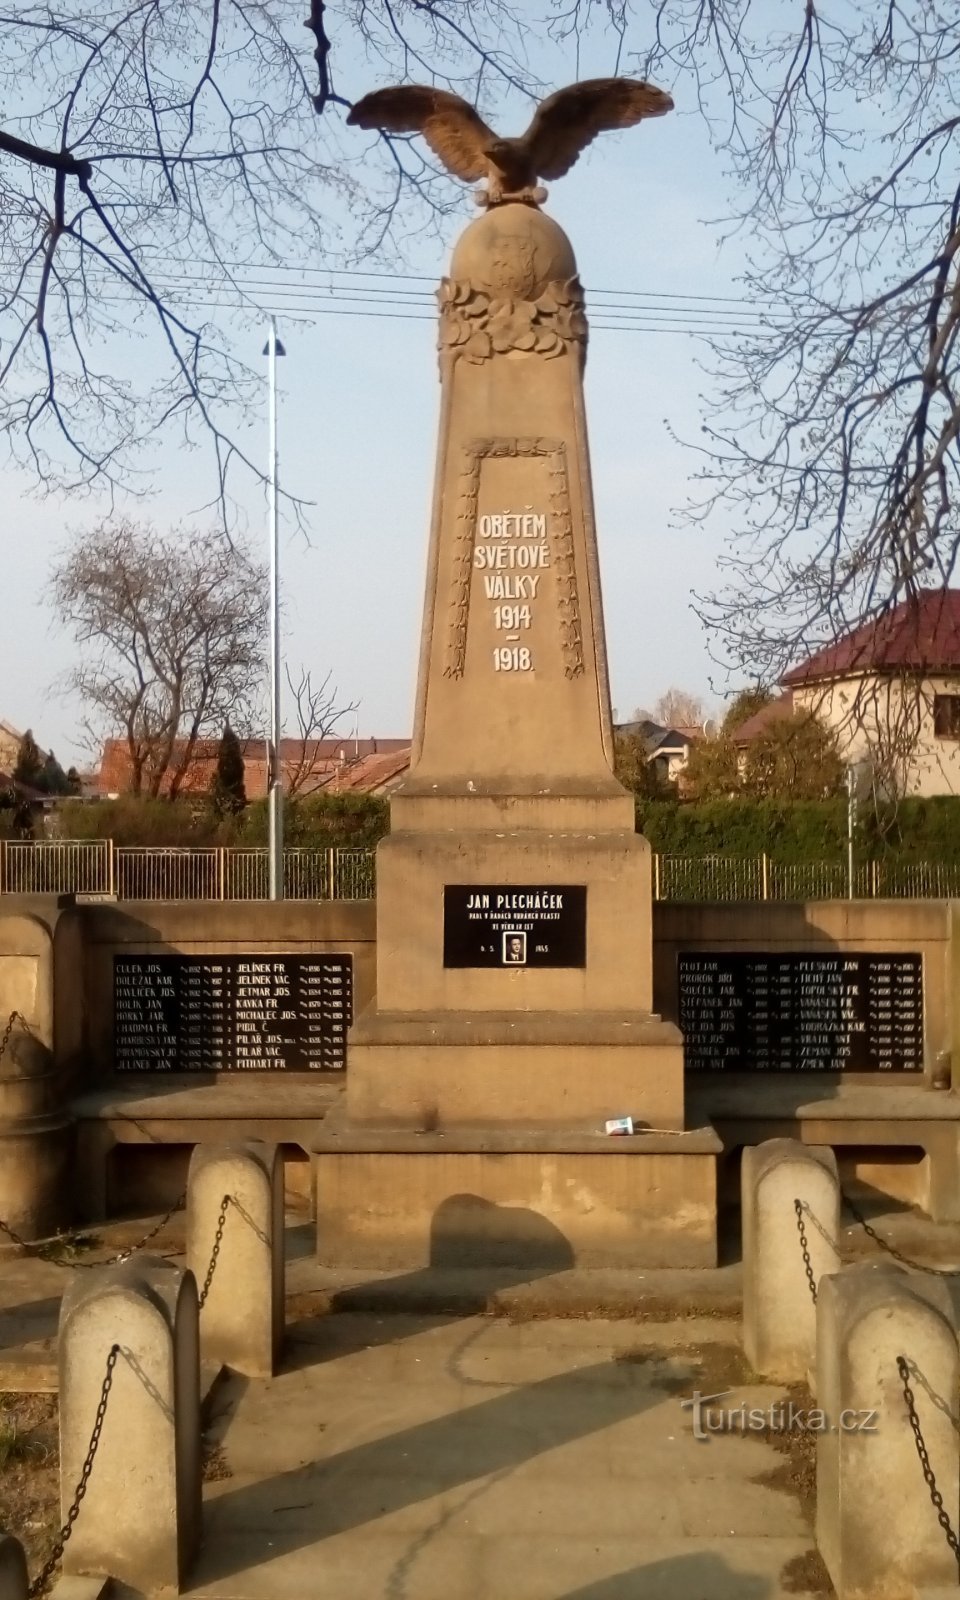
[187,1314,826,1600]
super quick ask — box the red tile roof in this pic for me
[322,747,411,793]
[782,591,960,685]
[97,736,410,798]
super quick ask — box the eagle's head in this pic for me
[634,83,674,117]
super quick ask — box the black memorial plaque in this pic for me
[443,885,587,968]
[113,953,353,1072]
[678,951,923,1072]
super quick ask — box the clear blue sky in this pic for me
[2,28,750,767]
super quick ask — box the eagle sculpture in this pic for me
[346,78,673,207]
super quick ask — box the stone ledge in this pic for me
[71,1081,344,1121]
[312,1109,721,1156]
[350,1009,681,1047]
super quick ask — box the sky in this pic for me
[1,16,754,768]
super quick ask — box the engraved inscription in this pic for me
[678,952,923,1072]
[114,954,353,1073]
[443,438,584,679]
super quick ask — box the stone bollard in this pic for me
[59,1256,201,1592]
[0,1531,28,1600]
[742,1138,839,1381]
[817,1261,959,1599]
[187,1140,284,1378]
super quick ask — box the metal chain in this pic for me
[197,1195,231,1310]
[843,1193,946,1276]
[0,1009,22,1061]
[897,1354,960,1572]
[793,1198,819,1306]
[0,1193,186,1271]
[27,1344,120,1597]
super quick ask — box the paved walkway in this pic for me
[190,1312,822,1600]
[8,1201,960,1598]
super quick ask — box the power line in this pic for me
[0,252,777,310]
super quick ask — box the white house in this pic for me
[763,591,960,798]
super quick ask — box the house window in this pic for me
[933,695,960,738]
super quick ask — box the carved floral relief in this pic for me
[437,277,588,363]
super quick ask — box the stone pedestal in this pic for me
[315,202,710,1269]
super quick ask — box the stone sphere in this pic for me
[449,204,577,298]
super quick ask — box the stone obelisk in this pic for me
[315,193,718,1270]
[349,200,683,1115]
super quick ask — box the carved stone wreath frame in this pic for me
[444,436,585,681]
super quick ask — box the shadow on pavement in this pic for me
[559,1553,778,1599]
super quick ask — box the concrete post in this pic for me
[817,1261,959,1599]
[187,1139,284,1378]
[742,1139,839,1381]
[0,1532,28,1600]
[58,1256,201,1591]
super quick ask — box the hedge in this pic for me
[635,795,960,863]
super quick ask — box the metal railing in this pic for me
[3,841,960,902]
[0,841,376,900]
[654,852,960,902]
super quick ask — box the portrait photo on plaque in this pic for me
[502,931,528,966]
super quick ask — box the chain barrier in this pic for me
[793,1199,819,1306]
[27,1343,120,1597]
[0,1193,186,1271]
[896,1353,960,1573]
[197,1194,231,1310]
[792,1189,954,1286]
[0,1009,22,1062]
[842,1192,948,1277]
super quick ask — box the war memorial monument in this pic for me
[0,80,953,1274]
[3,79,960,1600]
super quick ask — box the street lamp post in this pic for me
[846,764,856,901]
[264,319,286,900]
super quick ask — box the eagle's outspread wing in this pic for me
[523,78,673,180]
[347,86,496,183]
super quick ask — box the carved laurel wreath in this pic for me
[437,276,588,362]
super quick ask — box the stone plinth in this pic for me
[313,1121,720,1269]
[347,1010,684,1129]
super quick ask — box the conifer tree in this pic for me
[211,725,247,815]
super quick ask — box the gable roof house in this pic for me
[615,719,702,785]
[744,591,960,798]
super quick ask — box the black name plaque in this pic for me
[114,953,353,1072]
[443,885,587,969]
[678,951,923,1072]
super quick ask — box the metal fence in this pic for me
[0,841,376,900]
[2,841,960,902]
[653,853,960,902]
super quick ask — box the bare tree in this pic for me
[284,665,357,797]
[0,2,546,517]
[632,3,960,685]
[653,687,706,728]
[51,517,267,797]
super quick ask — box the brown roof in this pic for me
[97,736,410,798]
[321,747,410,793]
[732,692,796,744]
[782,591,960,686]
